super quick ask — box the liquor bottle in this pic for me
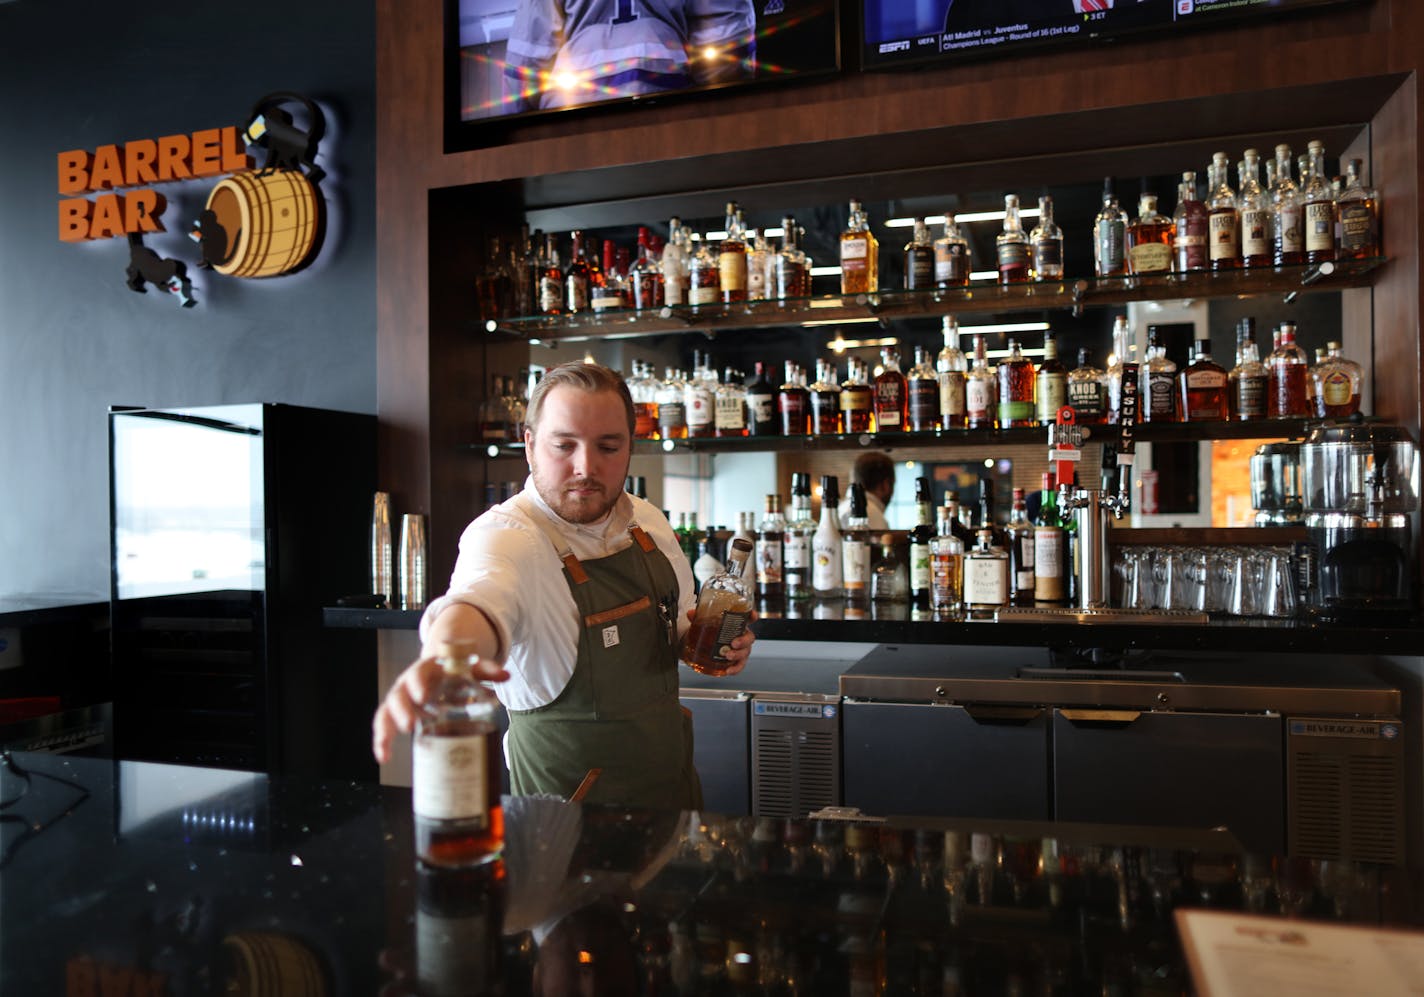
[413,639,503,868]
[719,201,748,303]
[663,216,690,306]
[1271,145,1305,267]
[1093,177,1127,277]
[630,226,665,311]
[808,360,841,435]
[996,194,1031,285]
[629,360,659,438]
[783,474,815,601]
[904,218,935,290]
[944,490,974,547]
[1302,140,1337,264]
[966,334,996,430]
[513,224,538,317]
[1229,318,1268,421]
[978,478,1007,551]
[840,357,874,433]
[747,227,773,301]
[934,212,971,288]
[565,229,592,312]
[692,535,724,592]
[479,374,507,444]
[812,475,844,599]
[681,538,755,676]
[1206,153,1240,271]
[1336,158,1381,259]
[1238,149,1271,268]
[936,315,968,429]
[1307,347,1326,415]
[1126,193,1173,276]
[538,231,564,315]
[774,215,807,301]
[1030,194,1064,281]
[1173,171,1208,274]
[715,365,748,438]
[842,483,872,604]
[657,367,688,439]
[871,533,909,604]
[1006,486,1035,605]
[684,352,716,439]
[840,199,879,295]
[1067,348,1108,424]
[414,860,504,996]
[687,234,721,310]
[591,239,625,312]
[962,529,1009,611]
[873,347,908,432]
[1035,332,1068,426]
[1106,314,1133,424]
[756,494,785,604]
[476,234,512,321]
[779,361,811,436]
[931,504,965,613]
[1032,474,1068,605]
[1140,326,1179,423]
[745,362,778,436]
[1267,322,1310,418]
[1312,341,1363,417]
[1178,338,1229,422]
[907,476,935,610]
[907,345,940,432]
[996,337,1036,429]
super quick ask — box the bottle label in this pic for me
[707,610,751,660]
[1128,242,1171,274]
[908,251,934,288]
[685,388,713,430]
[843,538,871,587]
[1097,218,1125,272]
[998,399,1033,424]
[1339,203,1375,251]
[1208,209,1238,262]
[756,538,783,586]
[1068,378,1105,417]
[908,381,939,427]
[747,252,769,298]
[1034,238,1062,268]
[966,378,992,421]
[932,551,961,606]
[812,536,842,591]
[566,276,589,311]
[840,389,871,412]
[1033,528,1065,600]
[783,534,810,570]
[1276,205,1304,254]
[719,250,748,292]
[1237,373,1267,419]
[1322,370,1353,406]
[909,544,932,593]
[1148,372,1176,416]
[997,241,1029,268]
[1036,373,1067,423]
[689,285,719,306]
[715,393,745,430]
[875,382,903,427]
[963,556,1007,605]
[539,278,562,313]
[1186,370,1227,389]
[939,372,967,418]
[934,242,969,284]
[841,239,868,261]
[1305,201,1335,251]
[747,392,775,425]
[1176,203,1208,270]
[1241,208,1270,257]
[663,261,685,305]
[591,290,623,310]
[634,274,663,310]
[413,734,489,822]
[658,401,686,431]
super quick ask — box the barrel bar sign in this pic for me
[55,92,329,308]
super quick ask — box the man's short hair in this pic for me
[525,361,636,440]
[852,451,896,493]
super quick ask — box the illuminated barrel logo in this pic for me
[202,170,318,277]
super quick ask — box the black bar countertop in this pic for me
[6,751,1422,995]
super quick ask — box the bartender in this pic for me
[372,361,755,809]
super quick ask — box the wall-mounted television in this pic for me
[446,0,841,147]
[862,0,1364,72]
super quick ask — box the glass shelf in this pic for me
[481,258,1386,342]
[468,417,1319,457]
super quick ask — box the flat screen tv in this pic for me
[446,0,841,146]
[862,0,1363,72]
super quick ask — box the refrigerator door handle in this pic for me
[1059,708,1142,725]
[963,705,1045,725]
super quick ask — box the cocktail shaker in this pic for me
[372,491,393,606]
[400,513,428,611]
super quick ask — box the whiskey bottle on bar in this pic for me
[1067,348,1108,424]
[1126,193,1173,277]
[414,640,503,868]
[962,529,1009,612]
[630,226,664,311]
[1229,318,1268,421]
[842,483,872,606]
[715,365,747,438]
[936,316,968,429]
[719,201,748,303]
[874,347,908,432]
[1035,332,1068,426]
[1140,326,1179,423]
[904,218,935,290]
[809,360,841,435]
[682,538,754,675]
[1336,158,1380,260]
[931,503,965,613]
[1178,337,1229,422]
[1030,194,1064,281]
[840,357,875,433]
[1311,341,1362,417]
[755,494,786,604]
[590,239,624,313]
[840,199,879,295]
[747,227,773,302]
[1093,177,1127,277]
[1267,322,1310,418]
[783,473,815,601]
[684,352,715,439]
[1032,475,1068,605]
[934,212,971,288]
[907,345,941,432]
[538,232,564,315]
[966,335,996,430]
[1239,149,1271,268]
[745,362,778,436]
[565,230,593,312]
[779,361,810,436]
[1006,487,1035,606]
[1173,171,1208,274]
[774,215,806,302]
[996,194,1031,285]
[1302,140,1337,264]
[661,216,690,306]
[1271,145,1305,266]
[908,477,936,611]
[1206,153,1240,271]
[687,234,721,311]
[657,367,688,440]
[996,338,1036,428]
[629,360,659,439]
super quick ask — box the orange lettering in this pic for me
[124,190,166,233]
[88,193,125,240]
[89,144,124,191]
[220,125,253,173]
[190,128,221,177]
[57,150,91,196]
[122,139,159,187]
[58,198,92,242]
[155,134,191,183]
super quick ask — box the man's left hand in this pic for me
[685,607,756,677]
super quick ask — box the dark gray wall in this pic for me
[0,1,377,600]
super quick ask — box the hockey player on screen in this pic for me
[502,0,757,112]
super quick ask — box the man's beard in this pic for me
[530,459,621,525]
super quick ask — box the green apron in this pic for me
[505,496,702,810]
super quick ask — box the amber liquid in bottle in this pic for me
[840,361,874,434]
[414,716,506,867]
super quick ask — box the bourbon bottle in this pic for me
[1030,195,1064,281]
[1311,341,1362,417]
[1302,140,1337,264]
[1238,149,1271,268]
[840,199,879,295]
[1094,177,1127,277]
[1126,193,1173,276]
[538,232,564,315]
[1206,153,1240,271]
[718,201,748,303]
[682,538,754,675]
[564,230,592,313]
[904,219,935,290]
[1178,338,1229,422]
[1035,332,1068,426]
[1173,171,1208,274]
[1271,145,1306,267]
[1336,159,1380,260]
[934,213,971,288]
[1267,322,1310,418]
[966,335,996,430]
[840,358,874,433]
[936,316,968,429]
[779,361,810,436]
[996,194,1031,285]
[810,360,841,435]
[1140,326,1179,423]
[907,345,940,432]
[996,337,1036,428]
[873,347,908,432]
[1228,319,1268,421]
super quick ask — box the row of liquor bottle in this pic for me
[474,138,1381,320]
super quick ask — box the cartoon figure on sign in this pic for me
[190,208,229,270]
[243,92,326,184]
[125,206,196,308]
